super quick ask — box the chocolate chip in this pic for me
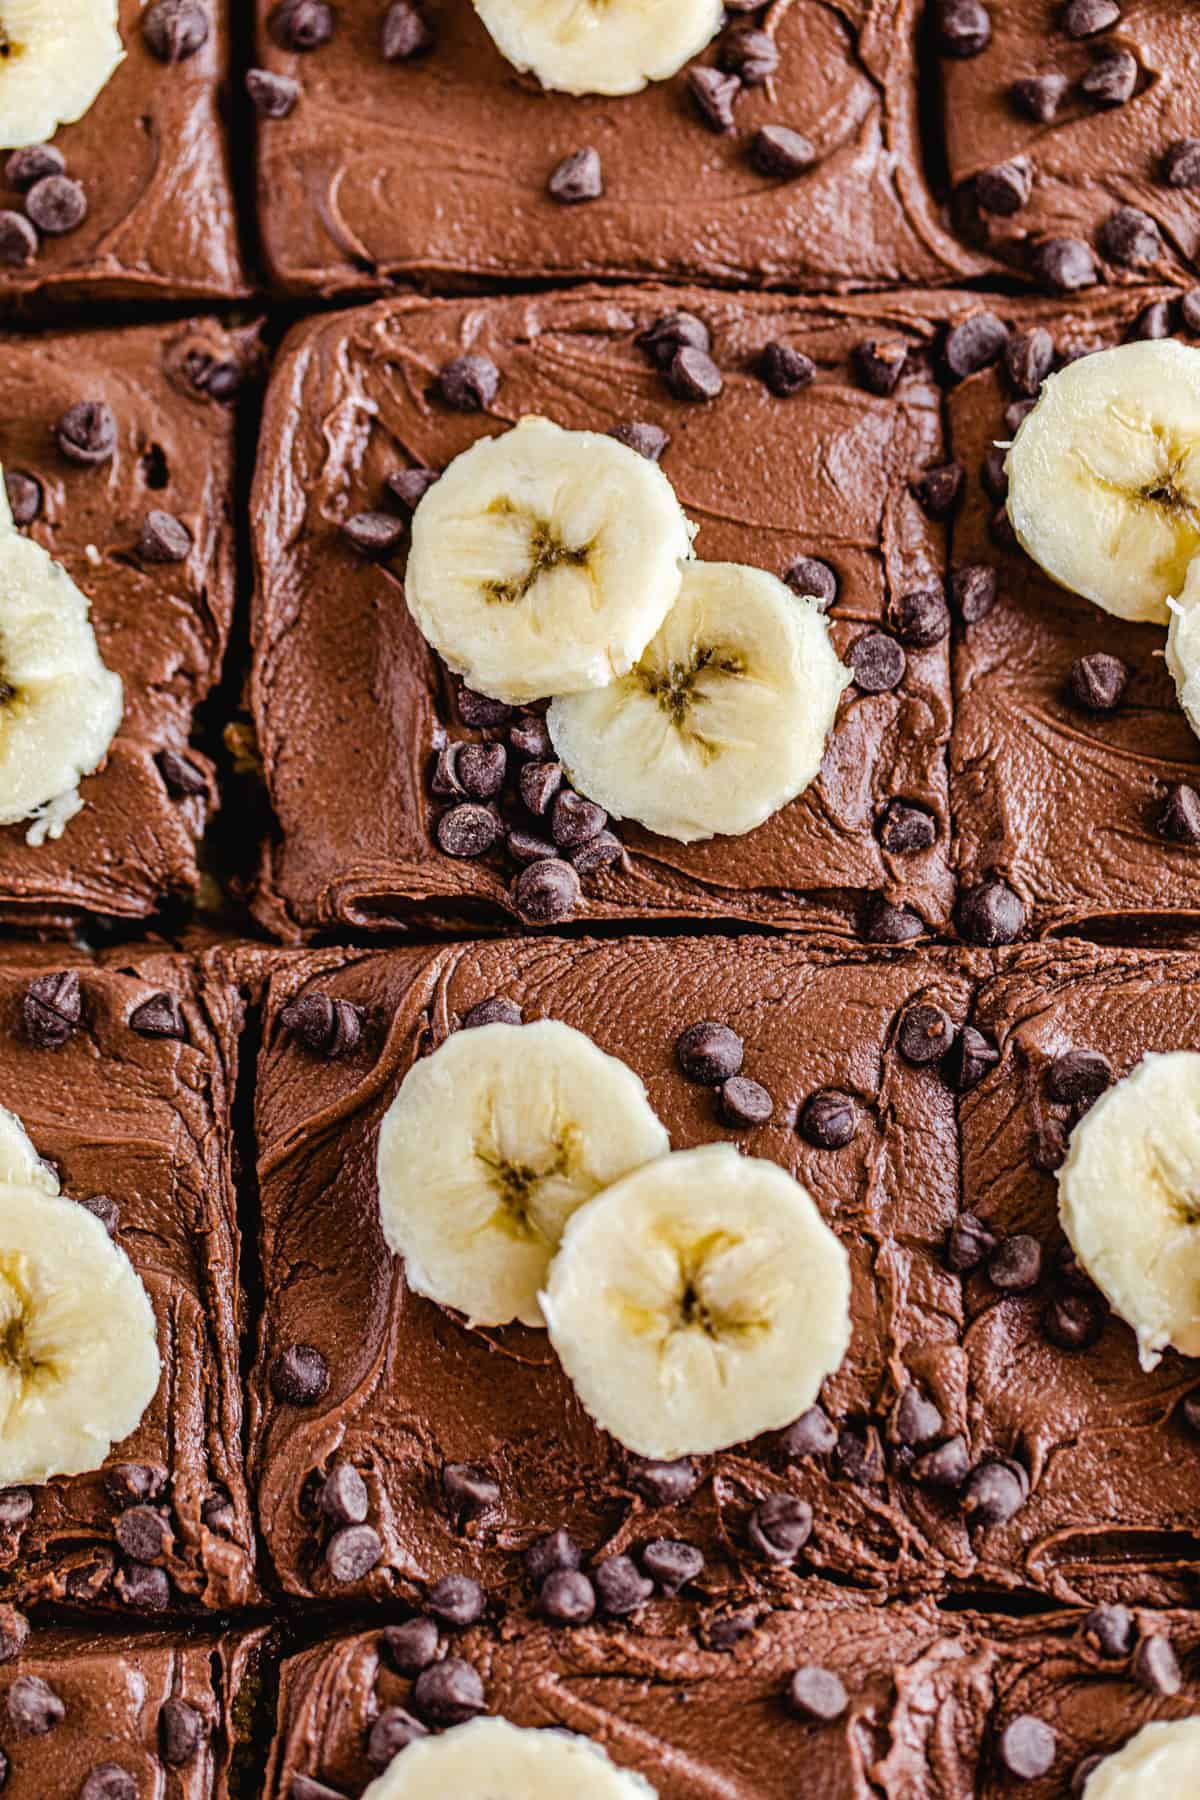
[637,312,710,368]
[747,1493,812,1563]
[425,1572,484,1627]
[1072,1757,1105,1797]
[105,1464,166,1509]
[688,66,741,132]
[0,211,36,265]
[951,563,998,625]
[1004,329,1054,399]
[1067,651,1127,712]
[505,713,550,761]
[1179,292,1200,337]
[999,1715,1056,1779]
[138,509,192,564]
[1031,237,1099,293]
[836,1424,885,1484]
[641,1539,703,1595]
[1099,206,1162,268]
[760,343,816,398]
[720,1076,773,1128]
[892,1388,942,1448]
[526,1528,581,1586]
[318,1463,368,1526]
[783,556,838,608]
[912,463,963,518]
[414,1658,486,1726]
[270,0,334,50]
[56,401,117,465]
[1032,1118,1070,1172]
[280,991,363,1060]
[990,503,1019,550]
[1043,1290,1102,1356]
[787,1666,848,1722]
[958,878,1025,945]
[383,1618,440,1674]
[8,1675,64,1736]
[853,338,907,396]
[343,511,407,558]
[160,1697,207,1766]
[80,1192,119,1235]
[437,802,502,859]
[943,1026,999,1093]
[1005,399,1037,434]
[892,587,950,647]
[676,1021,744,1084]
[80,1765,135,1800]
[246,68,300,115]
[1133,1633,1181,1696]
[850,630,905,693]
[988,1233,1042,1292]
[975,159,1032,216]
[945,312,1009,381]
[1161,782,1200,844]
[442,1462,500,1522]
[912,1435,970,1485]
[518,759,562,816]
[1063,0,1119,33]
[551,788,606,848]
[539,1568,595,1623]
[0,1607,27,1664]
[1047,1049,1113,1106]
[1129,299,1172,341]
[1079,46,1137,107]
[514,858,581,923]
[569,830,623,875]
[981,448,1009,503]
[4,144,64,189]
[594,1553,654,1615]
[934,0,991,56]
[436,354,499,412]
[22,970,81,1048]
[962,1459,1027,1526]
[143,0,210,59]
[270,1343,330,1406]
[451,742,503,802]
[462,996,522,1031]
[709,1611,757,1649]
[608,422,670,465]
[129,991,186,1039]
[4,470,41,525]
[1011,73,1069,121]
[1082,1603,1133,1657]
[25,174,87,235]
[629,1457,702,1506]
[797,1090,858,1150]
[781,1407,837,1457]
[386,468,438,513]
[899,1003,954,1065]
[184,352,242,400]
[508,828,558,865]
[863,896,924,944]
[547,147,603,205]
[668,345,723,402]
[326,1523,382,1582]
[0,1490,31,1530]
[381,0,434,59]
[750,126,816,179]
[367,1709,427,1769]
[115,1506,170,1564]
[1184,1392,1200,1434]
[720,24,778,83]
[1163,138,1200,187]
[65,1552,115,1603]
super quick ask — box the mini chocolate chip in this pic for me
[1011,73,1069,121]
[783,557,838,608]
[65,1553,115,1603]
[79,1191,120,1233]
[688,66,740,132]
[453,742,504,802]
[1164,138,1200,188]
[1129,299,1172,341]
[943,1026,999,1093]
[720,1076,773,1128]
[944,312,1008,380]
[912,463,964,518]
[1068,652,1127,712]
[551,788,606,848]
[641,1539,703,1594]
[934,0,991,56]
[160,1697,207,1766]
[427,1572,485,1627]
[1032,1118,1070,1172]
[1082,1603,1134,1658]
[0,1607,27,1664]
[851,630,906,692]
[184,352,242,400]
[1072,1757,1105,1797]
[760,343,816,398]
[436,354,499,412]
[437,802,502,859]
[143,0,210,59]
[318,1463,368,1526]
[750,125,816,179]
[668,345,723,402]
[1047,1049,1113,1106]
[367,1709,427,1770]
[637,311,710,367]
[115,1506,170,1564]
[1099,206,1162,268]
[442,1462,500,1521]
[386,468,438,513]
[548,147,602,204]
[22,970,81,1049]
[4,470,41,525]
[508,828,558,865]
[8,1674,63,1735]
[788,1666,848,1722]
[854,338,908,396]
[981,448,1009,503]
[1080,46,1138,107]
[958,878,1024,945]
[594,1553,654,1615]
[56,401,117,466]
[912,1434,970,1485]
[270,0,334,50]
[962,1459,1027,1526]
[5,144,64,189]
[1005,399,1036,434]
[1180,289,1200,334]
[326,1524,383,1583]
[781,1407,837,1457]
[570,830,623,875]
[1005,328,1055,397]
[526,1528,581,1585]
[709,1611,757,1649]
[863,895,925,944]
[514,858,581,922]
[270,1343,330,1406]
[1161,782,1200,844]
[797,1090,858,1150]
[280,992,363,1059]
[837,1424,885,1484]
[1045,1291,1106,1350]
[720,24,778,83]
[129,991,186,1039]
[899,1003,954,1065]
[381,0,434,59]
[747,1493,812,1563]
[246,68,300,115]
[540,1568,595,1624]
[975,158,1032,216]
[988,1233,1042,1292]
[414,1658,486,1727]
[1032,237,1099,294]
[1133,1633,1182,1696]
[138,509,192,563]
[1056,1243,1101,1297]
[676,1021,744,1085]
[154,749,207,804]
[892,587,950,647]
[1064,0,1119,33]
[105,1464,166,1506]
[508,713,552,759]
[951,563,998,624]
[25,174,87,235]
[0,211,36,265]
[383,1618,440,1675]
[0,1491,31,1529]
[1000,1715,1056,1779]
[892,1388,942,1448]
[80,1765,135,1800]
[342,511,407,558]
[519,759,563,816]
[990,503,1019,550]
[462,996,522,1030]
[608,421,669,462]
[629,1457,702,1506]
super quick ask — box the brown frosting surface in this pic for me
[265,1600,1200,1799]
[0,948,257,1613]
[0,0,244,308]
[948,287,1200,937]
[251,285,963,940]
[0,317,258,927]
[253,0,982,296]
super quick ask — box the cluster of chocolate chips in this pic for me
[251,0,431,119]
[310,1462,383,1585]
[0,144,89,270]
[896,1000,1001,1092]
[21,971,186,1051]
[687,5,816,181]
[675,1020,773,1128]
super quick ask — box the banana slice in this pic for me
[376,1020,670,1329]
[547,563,849,843]
[542,1141,851,1459]
[1006,340,1200,624]
[362,1717,658,1798]
[0,1183,159,1485]
[1081,1719,1200,1799]
[0,1106,56,1193]
[0,471,123,846]
[0,0,124,149]
[1058,1051,1200,1370]
[1165,556,1200,741]
[471,0,723,97]
[406,416,694,706]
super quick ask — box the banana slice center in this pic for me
[0,1253,54,1418]
[621,1229,774,1351]
[482,498,593,608]
[1080,412,1200,534]
[475,1115,587,1245]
